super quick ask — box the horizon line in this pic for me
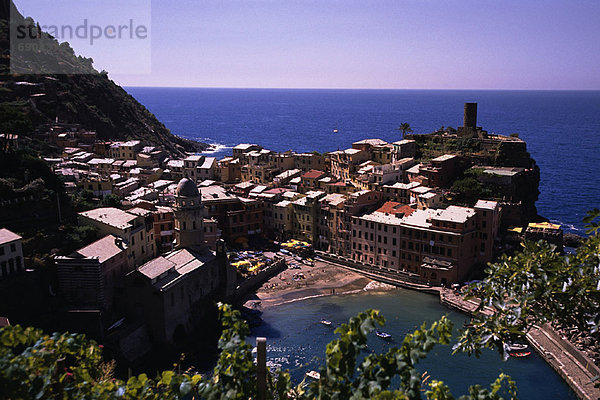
[119,84,600,92]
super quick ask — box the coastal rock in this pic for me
[564,233,584,248]
[363,281,396,291]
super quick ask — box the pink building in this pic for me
[350,203,496,285]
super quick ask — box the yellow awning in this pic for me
[528,222,561,230]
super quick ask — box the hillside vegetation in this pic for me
[0,0,207,156]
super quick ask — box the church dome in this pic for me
[175,178,200,197]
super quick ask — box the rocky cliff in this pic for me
[407,132,542,223]
[0,0,207,156]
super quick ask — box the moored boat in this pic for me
[509,351,531,358]
[376,330,392,339]
[306,370,320,380]
[320,319,332,326]
[508,343,528,351]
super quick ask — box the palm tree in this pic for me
[397,123,413,139]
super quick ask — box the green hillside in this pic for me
[0,0,207,156]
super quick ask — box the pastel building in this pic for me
[350,204,496,285]
[78,207,156,267]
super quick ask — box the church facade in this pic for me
[125,178,236,345]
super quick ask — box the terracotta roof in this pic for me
[265,188,289,194]
[376,202,415,216]
[302,169,326,179]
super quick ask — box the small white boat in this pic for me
[306,370,320,380]
[320,319,332,326]
[508,343,528,351]
[376,330,392,340]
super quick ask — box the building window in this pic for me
[0,246,4,256]
[10,243,16,252]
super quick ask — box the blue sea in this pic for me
[127,88,600,234]
[125,88,598,397]
[248,290,576,399]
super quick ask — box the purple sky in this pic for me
[16,0,600,89]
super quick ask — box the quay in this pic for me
[317,253,600,400]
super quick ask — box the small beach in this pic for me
[249,259,395,308]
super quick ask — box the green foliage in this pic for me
[198,303,260,399]
[0,304,519,400]
[0,324,203,399]
[451,177,492,206]
[397,123,413,137]
[454,137,479,153]
[454,210,600,358]
[72,189,99,211]
[102,194,122,208]
[62,224,99,253]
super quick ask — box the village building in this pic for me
[382,181,421,204]
[110,140,142,160]
[268,200,294,241]
[232,143,263,161]
[55,234,129,310]
[165,159,184,181]
[350,202,497,285]
[333,190,383,257]
[294,152,326,171]
[78,207,156,267]
[391,139,417,160]
[215,157,241,183]
[291,191,326,244]
[0,228,24,279]
[317,193,346,251]
[419,154,460,188]
[330,148,370,180]
[124,178,234,345]
[300,169,327,192]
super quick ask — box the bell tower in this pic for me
[173,178,205,249]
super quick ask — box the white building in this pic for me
[0,228,24,279]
